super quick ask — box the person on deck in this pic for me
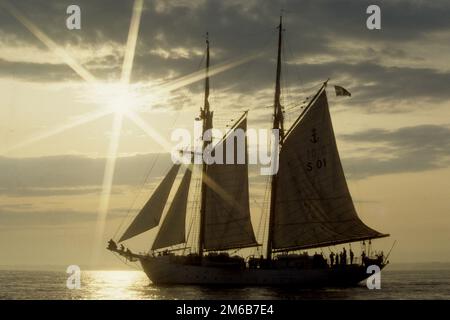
[313,252,319,268]
[329,252,335,266]
[342,248,347,265]
[377,251,384,265]
[361,251,367,266]
[350,248,354,264]
[107,239,117,251]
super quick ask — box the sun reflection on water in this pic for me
[73,270,276,300]
[79,270,158,300]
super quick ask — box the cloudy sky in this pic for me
[0,0,449,269]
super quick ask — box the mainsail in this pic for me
[203,116,258,251]
[119,164,181,242]
[151,166,193,250]
[272,88,387,251]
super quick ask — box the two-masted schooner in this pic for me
[107,17,390,286]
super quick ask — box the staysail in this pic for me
[203,116,258,251]
[272,88,387,251]
[119,164,181,242]
[151,166,192,250]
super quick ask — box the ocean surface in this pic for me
[1,265,449,300]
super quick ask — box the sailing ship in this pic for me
[107,17,390,286]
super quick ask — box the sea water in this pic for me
[0,265,449,300]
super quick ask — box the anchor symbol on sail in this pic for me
[310,128,318,143]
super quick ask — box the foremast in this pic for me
[198,33,212,258]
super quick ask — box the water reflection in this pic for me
[79,271,152,300]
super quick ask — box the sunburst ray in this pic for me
[91,0,145,263]
[2,109,111,155]
[121,0,144,84]
[92,112,124,264]
[158,53,261,93]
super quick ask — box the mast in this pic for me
[198,32,212,258]
[273,16,285,141]
[266,16,284,260]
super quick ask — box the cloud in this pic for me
[0,153,172,194]
[0,0,448,113]
[0,207,126,226]
[291,62,450,112]
[0,152,270,196]
[340,124,450,178]
[0,186,104,197]
[0,58,79,81]
[2,124,450,194]
[3,0,449,50]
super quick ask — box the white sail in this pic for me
[152,166,192,250]
[203,116,258,251]
[119,164,181,242]
[273,89,387,250]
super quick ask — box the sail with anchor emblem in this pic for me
[272,89,388,251]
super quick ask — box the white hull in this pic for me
[139,255,376,287]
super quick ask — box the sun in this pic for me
[90,83,141,115]
[88,82,169,117]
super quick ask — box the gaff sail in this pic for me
[203,116,258,251]
[272,89,388,251]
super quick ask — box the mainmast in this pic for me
[198,33,212,258]
[266,16,284,260]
